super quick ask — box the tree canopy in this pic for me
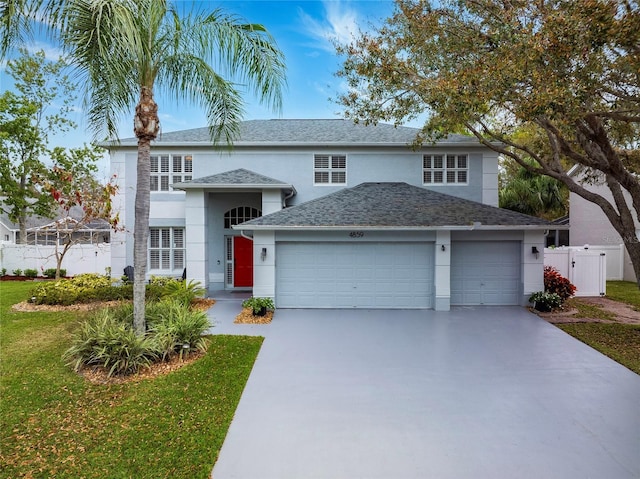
[338,0,640,285]
[0,49,88,243]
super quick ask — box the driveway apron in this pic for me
[210,307,640,479]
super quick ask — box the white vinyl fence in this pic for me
[544,247,607,297]
[0,242,111,276]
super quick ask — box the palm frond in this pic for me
[57,0,285,143]
[156,54,243,143]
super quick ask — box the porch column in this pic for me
[185,189,209,289]
[434,230,451,311]
[252,230,275,299]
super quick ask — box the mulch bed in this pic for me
[234,307,273,324]
[11,297,216,313]
[533,297,640,325]
[78,352,206,385]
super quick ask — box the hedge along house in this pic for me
[106,119,556,311]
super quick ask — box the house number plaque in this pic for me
[348,231,364,238]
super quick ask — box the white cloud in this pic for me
[298,0,361,53]
[25,41,65,61]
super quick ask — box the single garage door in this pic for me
[276,242,434,309]
[451,241,521,305]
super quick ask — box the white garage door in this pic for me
[451,241,521,305]
[276,242,434,309]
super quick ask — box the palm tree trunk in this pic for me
[133,86,160,335]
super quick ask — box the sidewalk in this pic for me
[206,290,272,337]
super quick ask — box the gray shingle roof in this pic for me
[107,119,478,147]
[236,182,556,230]
[0,206,111,231]
[174,168,293,189]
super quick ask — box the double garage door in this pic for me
[276,242,434,309]
[275,240,521,309]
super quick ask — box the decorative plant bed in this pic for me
[234,307,273,324]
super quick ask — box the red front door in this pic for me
[233,236,253,287]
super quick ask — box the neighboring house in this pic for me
[568,167,639,282]
[0,207,111,245]
[545,214,570,248]
[106,119,556,311]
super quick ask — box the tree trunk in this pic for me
[132,86,160,335]
[625,239,640,289]
[18,216,26,244]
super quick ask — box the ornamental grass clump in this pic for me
[64,299,210,377]
[149,299,210,360]
[161,279,206,307]
[63,309,158,377]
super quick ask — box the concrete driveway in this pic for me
[210,307,640,479]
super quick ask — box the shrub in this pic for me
[30,274,116,305]
[162,279,206,307]
[29,273,208,306]
[63,309,158,377]
[149,276,180,287]
[1,268,6,276]
[242,297,275,316]
[24,269,38,278]
[43,268,67,278]
[529,291,563,312]
[12,269,22,276]
[150,300,210,360]
[544,266,576,301]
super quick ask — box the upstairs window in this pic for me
[150,154,192,191]
[314,154,346,184]
[423,154,468,184]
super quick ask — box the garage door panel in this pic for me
[451,241,521,306]
[276,242,434,309]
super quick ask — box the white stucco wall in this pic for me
[108,140,512,289]
[0,243,111,276]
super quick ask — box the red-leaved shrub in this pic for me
[544,266,576,301]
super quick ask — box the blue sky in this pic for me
[0,0,396,167]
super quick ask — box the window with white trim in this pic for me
[423,154,468,184]
[224,207,262,229]
[314,154,346,184]
[149,227,185,271]
[150,154,192,191]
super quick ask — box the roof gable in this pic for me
[173,168,294,191]
[237,182,555,230]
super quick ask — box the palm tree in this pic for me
[55,0,285,334]
[499,166,567,220]
[0,0,31,58]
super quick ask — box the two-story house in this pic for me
[106,119,554,311]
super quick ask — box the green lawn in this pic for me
[606,280,640,310]
[556,281,640,375]
[557,322,640,375]
[0,281,262,478]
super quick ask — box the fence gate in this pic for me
[544,248,606,297]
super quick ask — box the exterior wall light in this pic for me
[441,244,446,252]
[532,246,539,259]
[261,247,267,261]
